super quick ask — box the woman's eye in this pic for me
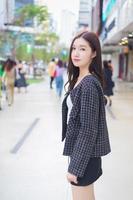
[72,47,76,50]
[80,48,85,51]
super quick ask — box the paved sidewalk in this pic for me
[0,76,133,200]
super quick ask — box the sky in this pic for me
[44,0,79,32]
[45,0,79,16]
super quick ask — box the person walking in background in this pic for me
[0,61,5,110]
[108,60,114,72]
[55,59,65,97]
[4,58,16,106]
[47,58,56,89]
[62,31,111,200]
[103,60,115,106]
[15,60,28,93]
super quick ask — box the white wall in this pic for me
[118,0,133,31]
[111,53,119,79]
[128,52,133,81]
[60,10,77,47]
[0,0,5,29]
[0,0,15,29]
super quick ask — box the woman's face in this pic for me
[71,37,96,69]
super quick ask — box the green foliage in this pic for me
[16,44,53,63]
[34,31,59,62]
[0,4,62,63]
[16,44,31,61]
[35,32,59,46]
[34,48,46,61]
[55,46,69,62]
[14,4,49,26]
[27,78,43,85]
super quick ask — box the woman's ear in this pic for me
[92,51,96,58]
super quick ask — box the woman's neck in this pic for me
[78,69,91,79]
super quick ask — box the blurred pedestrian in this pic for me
[47,58,56,89]
[4,58,16,106]
[108,59,113,72]
[55,59,65,97]
[15,60,28,93]
[103,60,115,106]
[62,31,111,200]
[0,61,5,110]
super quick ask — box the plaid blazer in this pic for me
[62,75,111,177]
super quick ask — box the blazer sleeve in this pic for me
[68,82,100,177]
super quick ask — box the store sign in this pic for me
[101,18,116,41]
[102,0,117,22]
[107,18,115,33]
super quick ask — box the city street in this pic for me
[0,76,133,200]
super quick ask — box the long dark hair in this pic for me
[57,59,63,68]
[103,60,109,69]
[4,58,16,72]
[65,31,104,91]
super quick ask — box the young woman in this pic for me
[62,31,111,200]
[15,60,28,93]
[4,59,16,106]
[55,59,65,97]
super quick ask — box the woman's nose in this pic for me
[74,49,79,56]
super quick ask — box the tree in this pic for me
[2,4,60,62]
[10,4,50,60]
[14,4,49,27]
[35,32,59,46]
[14,5,61,62]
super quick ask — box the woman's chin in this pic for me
[73,63,79,67]
[74,65,79,68]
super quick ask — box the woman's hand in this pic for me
[67,172,78,184]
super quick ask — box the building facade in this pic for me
[15,0,34,9]
[0,0,15,29]
[78,0,92,30]
[60,9,77,47]
[34,0,45,6]
[100,0,133,81]
[15,0,34,27]
[90,0,133,81]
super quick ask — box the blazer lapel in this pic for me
[62,92,69,141]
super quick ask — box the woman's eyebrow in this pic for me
[79,45,87,47]
[72,44,87,47]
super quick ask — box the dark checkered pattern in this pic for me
[62,75,111,177]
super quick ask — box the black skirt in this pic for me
[71,157,102,186]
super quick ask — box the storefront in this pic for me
[101,0,133,81]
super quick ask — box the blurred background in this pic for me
[0,0,132,81]
[0,1,133,200]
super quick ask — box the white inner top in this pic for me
[66,94,73,124]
